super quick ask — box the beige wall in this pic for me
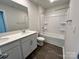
[0,2,28,31]
[65,0,79,59]
[13,0,42,32]
[25,0,45,32]
[45,4,68,15]
[26,0,40,31]
[0,0,43,32]
[38,6,45,33]
[43,4,68,35]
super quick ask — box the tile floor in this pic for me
[26,43,63,59]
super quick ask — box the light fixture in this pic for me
[49,0,55,3]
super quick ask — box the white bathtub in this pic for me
[40,32,65,47]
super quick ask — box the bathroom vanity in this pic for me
[0,30,38,59]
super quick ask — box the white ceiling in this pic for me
[30,0,70,8]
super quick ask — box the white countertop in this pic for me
[0,30,37,46]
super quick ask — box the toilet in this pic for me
[37,37,45,46]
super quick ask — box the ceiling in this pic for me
[30,0,70,8]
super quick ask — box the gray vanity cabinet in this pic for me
[0,40,22,59]
[30,34,37,52]
[5,46,22,59]
[0,33,37,59]
[21,33,37,59]
[21,38,31,58]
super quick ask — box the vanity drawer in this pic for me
[1,40,20,53]
[21,33,37,43]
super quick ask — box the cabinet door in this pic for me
[21,34,37,59]
[30,34,37,52]
[22,39,31,58]
[6,45,22,59]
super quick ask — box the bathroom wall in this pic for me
[26,1,45,32]
[38,6,45,33]
[25,0,40,32]
[0,2,28,31]
[43,4,68,35]
[13,0,43,32]
[65,0,79,59]
[45,4,68,15]
[12,0,39,31]
[0,0,44,32]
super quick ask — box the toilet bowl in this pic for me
[37,37,45,46]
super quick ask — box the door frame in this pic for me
[0,9,8,32]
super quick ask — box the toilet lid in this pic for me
[37,37,45,41]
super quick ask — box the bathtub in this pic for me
[40,32,65,47]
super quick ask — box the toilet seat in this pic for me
[37,37,45,41]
